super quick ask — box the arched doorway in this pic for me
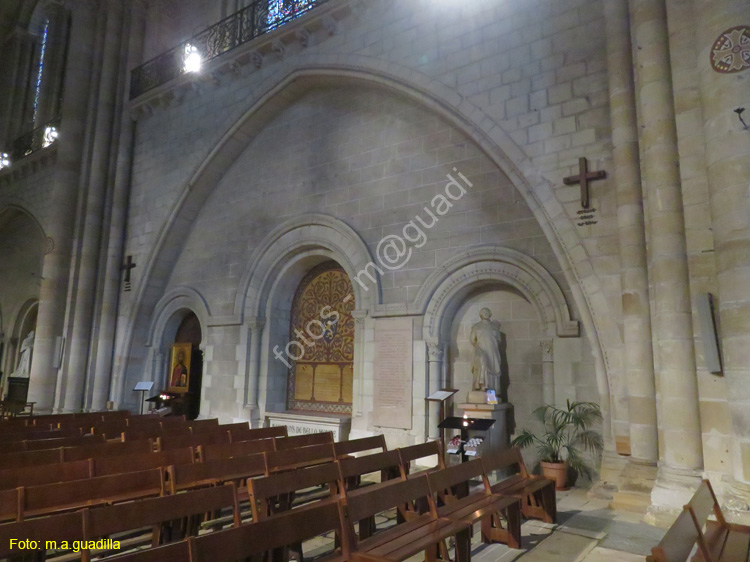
[286,260,355,414]
[170,311,203,420]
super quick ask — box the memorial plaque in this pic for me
[373,317,413,429]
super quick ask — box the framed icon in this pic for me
[168,343,192,393]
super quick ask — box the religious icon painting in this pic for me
[168,343,192,393]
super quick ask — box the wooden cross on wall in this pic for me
[122,255,136,292]
[563,157,606,209]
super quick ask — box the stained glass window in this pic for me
[267,0,315,30]
[32,19,49,124]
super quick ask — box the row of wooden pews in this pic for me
[0,411,556,562]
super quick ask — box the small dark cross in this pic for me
[563,157,606,209]
[122,255,136,292]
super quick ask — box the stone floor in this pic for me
[305,488,665,562]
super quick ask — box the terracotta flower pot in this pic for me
[540,461,569,491]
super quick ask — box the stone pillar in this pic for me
[28,0,99,413]
[692,0,750,521]
[630,0,704,519]
[90,0,146,412]
[244,318,265,423]
[539,339,554,405]
[604,0,658,464]
[426,341,444,439]
[62,0,124,413]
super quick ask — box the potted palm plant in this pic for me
[511,400,603,490]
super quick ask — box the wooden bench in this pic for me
[0,427,83,442]
[228,425,287,443]
[0,447,65,469]
[0,458,93,490]
[341,475,472,562]
[197,438,274,462]
[265,443,336,474]
[337,449,403,492]
[82,483,240,560]
[274,431,334,451]
[480,447,556,524]
[189,500,345,562]
[249,462,340,521]
[94,448,195,476]
[334,435,387,459]
[166,454,267,494]
[0,510,85,559]
[21,468,165,518]
[1,434,105,453]
[427,458,522,549]
[397,441,445,477]
[156,431,229,453]
[0,488,21,522]
[648,479,750,562]
[187,419,220,434]
[95,541,191,562]
[63,438,154,462]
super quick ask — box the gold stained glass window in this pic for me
[287,261,355,414]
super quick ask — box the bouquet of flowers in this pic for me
[447,435,463,454]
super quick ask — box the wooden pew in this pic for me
[21,468,165,518]
[63,438,153,462]
[341,475,472,562]
[93,448,195,476]
[189,500,345,562]
[94,541,190,562]
[156,431,229,453]
[197,438,274,462]
[0,426,83,442]
[264,443,336,474]
[0,448,64,470]
[397,441,445,477]
[0,488,21,522]
[166,454,267,494]
[480,447,556,523]
[2,434,105,453]
[248,462,340,521]
[0,511,85,559]
[648,479,750,562]
[217,422,249,434]
[334,435,387,459]
[228,425,287,443]
[0,458,93,490]
[81,484,240,561]
[187,419,220,434]
[428,458,522,549]
[337,450,403,491]
[274,431,334,451]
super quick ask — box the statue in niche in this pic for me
[12,330,35,378]
[470,309,503,392]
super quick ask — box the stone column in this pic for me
[62,0,124,413]
[90,0,146,412]
[539,339,554,405]
[692,0,750,520]
[28,0,99,412]
[605,0,658,464]
[630,0,704,519]
[426,341,444,439]
[244,318,265,421]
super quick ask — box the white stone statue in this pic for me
[470,309,502,391]
[12,330,35,378]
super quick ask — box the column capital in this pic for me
[426,341,445,362]
[247,317,265,333]
[351,309,368,325]
[538,339,553,361]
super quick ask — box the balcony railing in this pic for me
[130,0,329,99]
[6,117,60,163]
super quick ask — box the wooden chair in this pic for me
[166,454,267,494]
[94,448,195,476]
[0,510,85,559]
[480,447,556,523]
[197,438,274,462]
[0,458,93,490]
[189,500,345,562]
[228,425,287,443]
[265,443,336,474]
[249,462,341,521]
[21,468,165,518]
[93,541,191,562]
[81,483,240,561]
[648,479,750,562]
[333,435,387,459]
[427,458,522,549]
[397,441,445,477]
[340,475,472,562]
[274,431,334,451]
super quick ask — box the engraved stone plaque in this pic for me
[373,317,413,430]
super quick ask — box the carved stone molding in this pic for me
[539,339,553,361]
[426,342,444,362]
